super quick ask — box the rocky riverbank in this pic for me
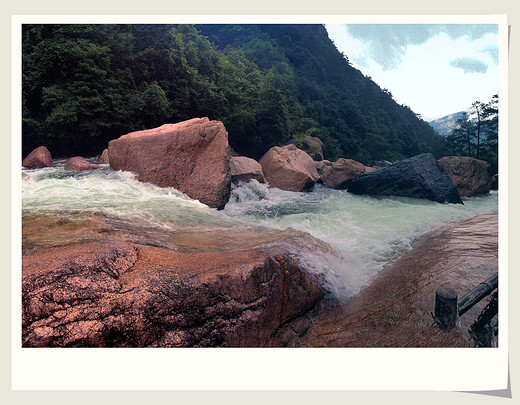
[21,212,498,347]
[299,213,498,347]
[22,214,328,347]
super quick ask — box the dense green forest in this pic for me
[22,24,448,163]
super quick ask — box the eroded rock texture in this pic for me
[22,239,324,347]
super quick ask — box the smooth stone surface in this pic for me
[348,153,462,204]
[109,118,231,209]
[64,156,100,171]
[300,214,498,347]
[259,144,319,192]
[230,156,266,184]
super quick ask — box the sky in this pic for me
[325,24,499,121]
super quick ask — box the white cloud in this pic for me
[344,24,498,70]
[450,57,488,73]
[481,44,498,64]
[325,24,499,119]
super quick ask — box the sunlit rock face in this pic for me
[109,118,231,209]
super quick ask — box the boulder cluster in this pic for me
[23,118,495,207]
[21,118,497,347]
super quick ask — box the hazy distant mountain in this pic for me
[428,111,466,135]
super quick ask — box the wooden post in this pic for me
[434,287,458,330]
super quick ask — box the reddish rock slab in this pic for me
[230,156,266,184]
[438,156,492,197]
[300,214,498,347]
[109,118,231,209]
[259,144,319,192]
[64,157,100,171]
[22,237,325,347]
[98,149,109,163]
[319,158,368,189]
[22,146,53,169]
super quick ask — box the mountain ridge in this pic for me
[428,111,467,136]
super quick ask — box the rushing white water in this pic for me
[21,163,498,300]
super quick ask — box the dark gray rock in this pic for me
[491,174,498,191]
[348,153,463,204]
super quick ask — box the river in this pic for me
[21,159,498,301]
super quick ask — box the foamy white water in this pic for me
[22,164,498,300]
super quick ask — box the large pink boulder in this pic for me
[319,158,371,189]
[64,157,99,171]
[230,156,266,184]
[438,156,492,197]
[109,118,231,209]
[22,146,53,168]
[259,144,319,192]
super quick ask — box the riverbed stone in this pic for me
[259,144,319,192]
[22,146,53,169]
[438,156,492,197]
[64,156,99,171]
[319,158,368,189]
[230,156,266,184]
[98,149,109,163]
[108,118,231,209]
[348,153,462,204]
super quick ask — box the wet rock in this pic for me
[301,214,498,347]
[259,144,319,192]
[438,156,492,197]
[98,149,109,163]
[230,156,266,184]
[319,158,369,189]
[109,118,231,209]
[22,146,53,169]
[64,157,99,171]
[348,153,462,204]
[22,237,325,347]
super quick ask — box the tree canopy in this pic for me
[446,94,498,173]
[22,23,447,163]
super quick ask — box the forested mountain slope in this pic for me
[22,24,447,162]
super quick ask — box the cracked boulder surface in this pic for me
[22,236,325,347]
